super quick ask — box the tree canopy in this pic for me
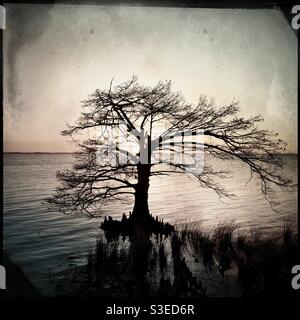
[48,77,293,217]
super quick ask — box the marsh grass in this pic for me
[56,219,297,297]
[173,219,297,296]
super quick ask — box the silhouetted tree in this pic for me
[48,77,292,222]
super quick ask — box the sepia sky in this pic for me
[3,4,298,153]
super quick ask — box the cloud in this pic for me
[4,4,53,111]
[3,5,297,153]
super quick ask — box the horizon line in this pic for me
[3,151,299,156]
[3,151,75,154]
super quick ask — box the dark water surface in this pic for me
[3,154,297,295]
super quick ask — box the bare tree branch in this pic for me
[48,77,295,217]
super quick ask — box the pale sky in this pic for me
[3,4,298,153]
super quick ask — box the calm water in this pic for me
[3,153,298,295]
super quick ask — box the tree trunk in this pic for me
[132,164,151,222]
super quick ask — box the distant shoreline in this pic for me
[3,152,298,156]
[4,152,75,154]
